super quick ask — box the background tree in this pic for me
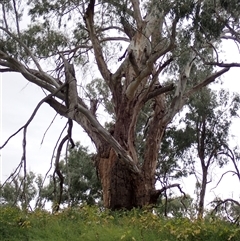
[208,146,240,224]
[0,172,37,210]
[1,0,240,209]
[175,88,240,218]
[38,143,101,209]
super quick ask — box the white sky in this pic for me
[0,72,95,181]
[0,40,239,209]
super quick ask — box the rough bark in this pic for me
[97,148,159,209]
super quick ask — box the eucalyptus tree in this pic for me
[1,0,240,209]
[179,88,240,219]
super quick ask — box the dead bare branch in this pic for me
[0,160,22,188]
[220,145,240,182]
[211,170,238,191]
[211,198,240,212]
[35,122,68,209]
[40,112,59,145]
[0,82,67,150]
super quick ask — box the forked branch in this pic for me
[151,183,186,203]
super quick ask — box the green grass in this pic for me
[0,205,239,241]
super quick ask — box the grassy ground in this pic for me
[0,205,240,241]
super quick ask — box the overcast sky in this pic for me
[0,72,95,181]
[0,41,240,206]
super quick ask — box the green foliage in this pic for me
[161,87,239,174]
[21,23,69,58]
[86,78,114,117]
[185,88,239,162]
[40,142,102,207]
[62,143,102,206]
[0,205,240,241]
[156,194,194,218]
[0,206,30,241]
[0,171,37,209]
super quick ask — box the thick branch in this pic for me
[0,51,62,95]
[130,0,142,29]
[46,98,141,174]
[75,103,140,173]
[184,67,230,98]
[125,18,177,100]
[12,0,20,37]
[163,52,195,123]
[1,3,9,29]
[0,68,17,72]
[84,0,112,84]
[144,84,175,102]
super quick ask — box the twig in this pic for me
[40,112,59,145]
[0,161,22,188]
[35,122,68,209]
[210,170,238,191]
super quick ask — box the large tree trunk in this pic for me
[97,149,154,209]
[197,167,207,219]
[95,90,167,209]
